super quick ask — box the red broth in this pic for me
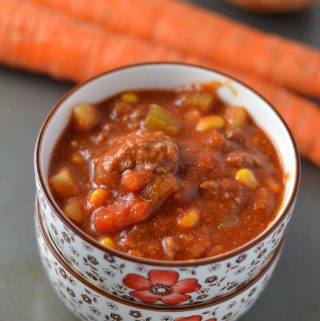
[49,82,284,260]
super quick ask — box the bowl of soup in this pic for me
[35,198,284,321]
[34,63,300,305]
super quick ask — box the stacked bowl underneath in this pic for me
[36,201,284,321]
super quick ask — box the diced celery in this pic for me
[178,92,214,112]
[188,92,214,112]
[145,104,180,135]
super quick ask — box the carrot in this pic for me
[1,0,319,165]
[227,0,315,13]
[1,0,197,82]
[28,0,320,97]
[229,71,320,160]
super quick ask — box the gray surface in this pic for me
[0,1,319,320]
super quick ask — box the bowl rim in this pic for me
[36,198,284,311]
[34,62,300,267]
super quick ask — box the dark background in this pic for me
[0,1,319,320]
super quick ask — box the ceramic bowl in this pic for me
[34,63,300,305]
[36,200,284,321]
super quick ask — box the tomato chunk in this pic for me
[94,200,150,233]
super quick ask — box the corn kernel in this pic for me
[50,167,78,197]
[196,116,224,131]
[70,152,84,165]
[100,236,115,248]
[63,199,84,223]
[89,188,110,208]
[72,103,97,131]
[178,208,200,228]
[121,93,138,103]
[235,168,258,189]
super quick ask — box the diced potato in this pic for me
[235,168,258,189]
[226,107,248,129]
[196,116,225,131]
[72,103,97,131]
[145,104,180,135]
[70,152,84,165]
[89,188,111,208]
[121,92,138,103]
[49,167,78,197]
[63,199,84,223]
[178,208,200,228]
[100,236,115,248]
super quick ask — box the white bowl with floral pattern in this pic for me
[34,63,300,306]
[36,201,284,321]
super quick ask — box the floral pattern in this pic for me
[36,173,292,305]
[35,209,282,321]
[175,317,217,321]
[123,270,200,304]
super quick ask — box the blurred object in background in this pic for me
[226,0,315,13]
[1,0,320,166]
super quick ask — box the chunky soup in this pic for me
[49,82,284,260]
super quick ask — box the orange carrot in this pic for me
[1,0,319,165]
[227,0,315,13]
[28,0,320,97]
[229,71,320,160]
[0,0,196,82]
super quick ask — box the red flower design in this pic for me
[123,270,201,304]
[175,317,216,321]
